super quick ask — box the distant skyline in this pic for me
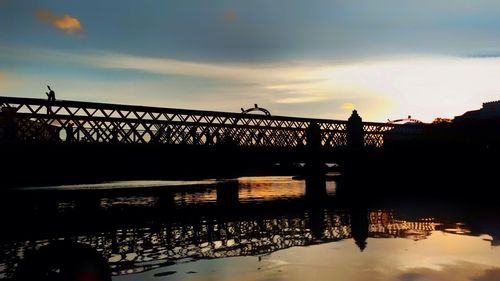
[2,1,500,121]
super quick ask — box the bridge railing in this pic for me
[0,97,397,148]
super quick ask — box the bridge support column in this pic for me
[347,110,364,149]
[307,206,326,240]
[343,110,367,181]
[157,192,176,210]
[1,107,18,141]
[306,122,321,149]
[305,173,327,199]
[216,181,239,207]
[304,122,327,199]
[75,194,102,213]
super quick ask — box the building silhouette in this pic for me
[455,100,500,121]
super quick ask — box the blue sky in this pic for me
[2,0,500,121]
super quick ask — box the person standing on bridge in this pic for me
[45,85,56,115]
[45,85,56,102]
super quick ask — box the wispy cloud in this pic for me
[43,50,339,105]
[36,9,83,34]
[5,46,500,121]
[274,95,328,104]
[66,52,320,83]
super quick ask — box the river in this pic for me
[1,176,499,281]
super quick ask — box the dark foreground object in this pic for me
[2,141,499,195]
[14,241,111,281]
[0,142,312,187]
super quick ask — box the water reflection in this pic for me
[1,177,499,280]
[238,177,306,202]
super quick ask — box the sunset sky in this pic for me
[2,1,500,122]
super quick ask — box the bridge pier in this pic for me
[347,110,364,149]
[307,207,327,240]
[156,192,176,210]
[304,122,327,199]
[76,197,102,214]
[305,172,327,199]
[216,181,239,207]
[350,208,369,251]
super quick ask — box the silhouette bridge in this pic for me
[0,96,401,184]
[0,97,396,148]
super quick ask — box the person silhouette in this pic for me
[165,126,172,144]
[66,123,74,142]
[45,85,56,102]
[111,126,119,143]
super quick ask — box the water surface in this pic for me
[1,176,499,281]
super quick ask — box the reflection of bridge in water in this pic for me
[3,174,499,279]
[99,209,439,275]
[0,193,455,278]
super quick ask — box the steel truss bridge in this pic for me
[0,97,397,148]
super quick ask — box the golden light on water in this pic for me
[238,176,305,201]
[180,230,500,281]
